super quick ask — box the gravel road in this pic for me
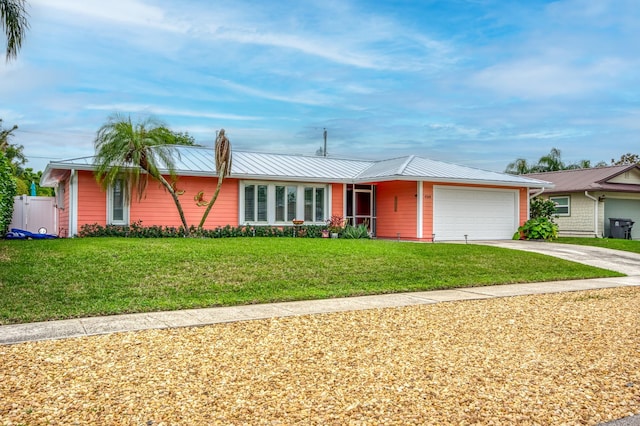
[1,286,639,425]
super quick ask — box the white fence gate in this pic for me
[10,196,58,235]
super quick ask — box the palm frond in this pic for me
[1,0,29,61]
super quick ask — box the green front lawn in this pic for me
[0,238,622,325]
[557,237,640,254]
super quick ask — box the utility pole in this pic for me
[323,128,327,157]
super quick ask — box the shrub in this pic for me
[78,222,327,239]
[514,196,559,241]
[530,197,559,221]
[515,217,558,241]
[0,152,17,236]
[326,215,345,234]
[342,224,371,239]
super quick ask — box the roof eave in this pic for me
[354,175,552,188]
[230,173,348,184]
[40,162,96,187]
[597,164,640,184]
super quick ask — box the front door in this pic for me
[346,184,376,235]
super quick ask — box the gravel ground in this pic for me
[1,287,639,425]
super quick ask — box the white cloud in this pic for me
[469,56,628,99]
[30,0,186,33]
[84,104,262,121]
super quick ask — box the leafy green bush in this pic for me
[78,221,327,239]
[514,196,559,241]
[0,152,17,236]
[342,224,371,239]
[515,217,558,241]
[530,197,559,221]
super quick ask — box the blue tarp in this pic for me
[4,228,58,240]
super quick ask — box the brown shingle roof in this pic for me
[526,165,640,194]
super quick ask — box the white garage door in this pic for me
[433,186,519,241]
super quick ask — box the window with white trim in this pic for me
[56,184,65,210]
[305,187,325,222]
[244,184,268,222]
[108,179,129,225]
[550,196,570,216]
[240,181,329,225]
[275,185,297,222]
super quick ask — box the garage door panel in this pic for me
[604,199,640,238]
[434,187,518,241]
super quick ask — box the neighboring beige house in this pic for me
[527,165,640,239]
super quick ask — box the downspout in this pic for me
[528,187,545,219]
[70,169,78,237]
[416,181,423,239]
[529,187,545,199]
[584,191,599,237]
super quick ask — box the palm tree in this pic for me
[0,118,18,151]
[504,158,531,175]
[534,147,565,172]
[93,114,190,235]
[198,129,232,228]
[1,0,29,61]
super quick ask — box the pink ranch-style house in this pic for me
[40,146,551,240]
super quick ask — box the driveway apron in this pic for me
[473,240,640,277]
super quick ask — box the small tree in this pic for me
[529,197,558,222]
[515,197,559,241]
[0,150,17,235]
[611,153,640,166]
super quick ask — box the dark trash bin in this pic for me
[609,218,634,239]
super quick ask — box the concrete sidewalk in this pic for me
[1,275,637,345]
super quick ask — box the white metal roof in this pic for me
[41,145,552,188]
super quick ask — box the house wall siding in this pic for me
[73,172,240,230]
[422,182,434,240]
[376,181,418,239]
[130,176,239,229]
[608,169,640,184]
[519,188,528,225]
[331,183,344,218]
[77,171,107,227]
[541,193,602,236]
[57,179,70,237]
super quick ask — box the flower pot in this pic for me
[331,233,339,239]
[322,230,329,238]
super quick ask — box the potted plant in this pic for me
[326,215,345,238]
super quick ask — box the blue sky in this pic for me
[2,0,639,173]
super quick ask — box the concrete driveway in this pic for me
[473,240,640,277]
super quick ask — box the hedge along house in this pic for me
[526,164,640,238]
[40,145,551,240]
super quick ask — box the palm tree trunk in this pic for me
[155,173,190,236]
[198,166,226,229]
